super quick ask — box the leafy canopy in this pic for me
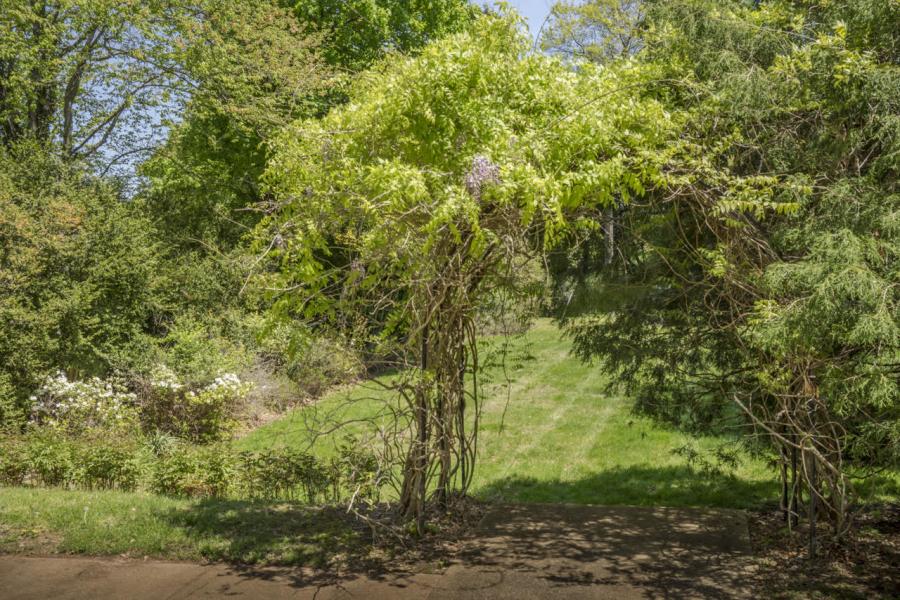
[289,0,478,72]
[0,142,159,418]
[542,0,645,62]
[259,12,675,335]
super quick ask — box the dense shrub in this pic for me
[1,426,387,505]
[21,432,74,487]
[76,444,140,491]
[0,143,160,419]
[144,443,381,503]
[0,432,140,491]
[238,448,332,502]
[148,447,195,496]
[150,444,236,498]
[138,367,252,443]
[256,323,363,398]
[284,338,363,398]
[22,366,251,444]
[157,317,250,385]
[0,375,23,431]
[0,436,28,485]
[333,439,386,506]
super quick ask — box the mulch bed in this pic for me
[330,494,487,576]
[748,502,900,599]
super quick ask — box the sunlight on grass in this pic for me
[0,487,360,565]
[239,320,781,509]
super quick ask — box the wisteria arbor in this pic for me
[257,13,673,530]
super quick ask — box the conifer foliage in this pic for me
[553,0,899,539]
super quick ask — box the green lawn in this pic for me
[0,487,361,565]
[239,319,782,509]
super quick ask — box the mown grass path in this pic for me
[239,320,778,509]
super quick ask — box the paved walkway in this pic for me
[0,504,756,599]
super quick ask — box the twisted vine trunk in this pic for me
[740,371,854,553]
[400,322,431,531]
[398,235,491,533]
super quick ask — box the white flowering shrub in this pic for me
[30,372,139,434]
[27,367,251,443]
[148,365,183,392]
[182,374,252,442]
[139,369,252,443]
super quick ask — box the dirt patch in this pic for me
[748,503,900,599]
[0,524,62,555]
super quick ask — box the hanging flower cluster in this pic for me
[464,154,501,200]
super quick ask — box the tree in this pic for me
[289,0,478,72]
[542,0,644,63]
[560,0,900,540]
[0,0,326,177]
[137,0,330,252]
[541,1,648,278]
[141,0,475,256]
[137,0,477,359]
[0,141,159,425]
[259,11,674,529]
[0,0,329,422]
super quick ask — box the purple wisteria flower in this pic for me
[464,155,501,200]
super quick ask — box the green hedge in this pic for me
[0,432,381,504]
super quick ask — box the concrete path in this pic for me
[0,504,756,599]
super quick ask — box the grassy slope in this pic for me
[239,319,780,509]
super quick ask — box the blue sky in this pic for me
[511,0,554,37]
[487,1,554,40]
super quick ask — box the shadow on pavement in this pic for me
[156,466,773,598]
[442,502,756,599]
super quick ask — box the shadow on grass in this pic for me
[475,464,779,509]
[158,486,763,598]
[160,498,393,587]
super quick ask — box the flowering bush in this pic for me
[29,372,139,435]
[140,369,252,443]
[148,365,184,392]
[181,374,252,442]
